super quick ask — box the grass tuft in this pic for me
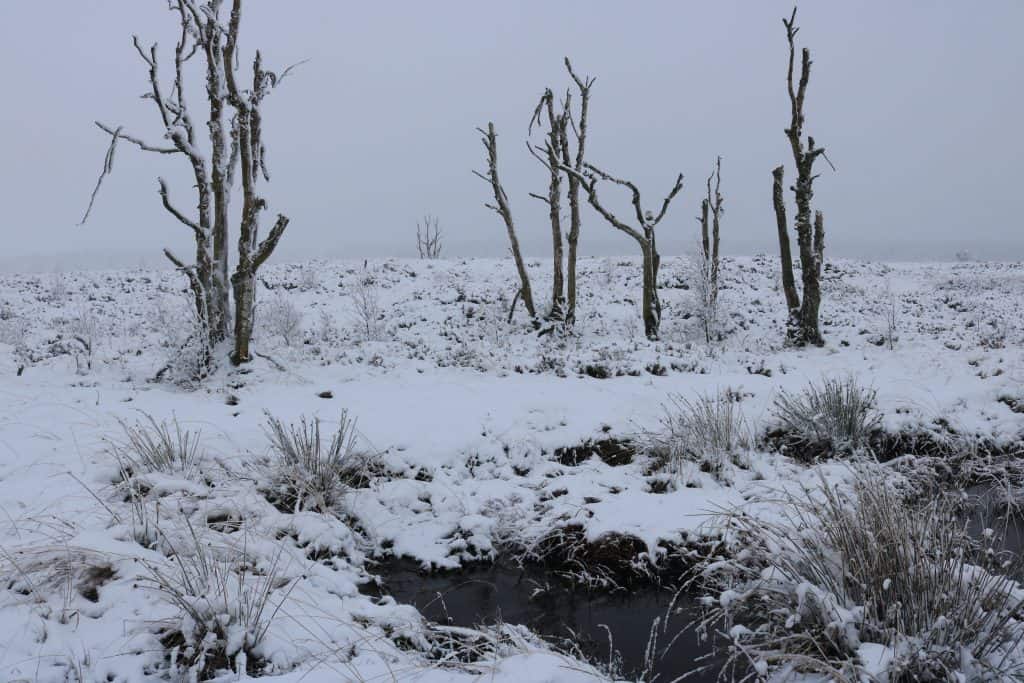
[111,413,202,479]
[260,410,366,513]
[645,390,752,480]
[698,468,1024,681]
[772,376,880,458]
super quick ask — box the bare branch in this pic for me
[252,214,290,272]
[79,126,121,225]
[163,247,188,269]
[94,122,178,154]
[650,173,685,227]
[157,178,203,238]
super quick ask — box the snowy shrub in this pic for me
[0,314,30,372]
[298,264,320,291]
[261,294,303,346]
[350,275,384,341]
[687,243,721,344]
[152,298,212,387]
[315,309,340,344]
[700,469,1024,681]
[977,314,1010,350]
[259,410,365,513]
[883,281,899,350]
[110,413,202,480]
[772,376,880,456]
[646,391,751,479]
[66,308,102,374]
[144,526,293,679]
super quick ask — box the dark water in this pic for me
[367,486,1024,682]
[966,484,1024,564]
[371,558,722,682]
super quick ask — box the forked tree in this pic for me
[528,88,568,321]
[527,58,594,325]
[695,156,724,343]
[772,7,832,346]
[81,0,295,367]
[475,123,537,323]
[563,163,684,340]
[416,214,443,259]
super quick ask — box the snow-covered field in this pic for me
[0,255,1022,682]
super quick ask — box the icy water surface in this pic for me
[374,558,722,682]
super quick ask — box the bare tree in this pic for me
[416,215,443,259]
[563,163,684,340]
[474,122,537,323]
[561,59,594,328]
[527,59,595,327]
[699,157,724,294]
[528,89,568,321]
[772,7,832,346]
[81,0,295,368]
[695,157,724,343]
[223,5,293,364]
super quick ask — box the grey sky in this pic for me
[1,1,1022,272]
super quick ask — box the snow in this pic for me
[0,255,1021,681]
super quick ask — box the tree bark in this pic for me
[562,58,593,328]
[772,165,800,318]
[641,240,660,339]
[530,91,565,320]
[797,209,825,344]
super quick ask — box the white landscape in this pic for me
[2,1,1023,682]
[1,256,1023,682]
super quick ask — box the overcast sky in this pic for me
[1,1,1022,272]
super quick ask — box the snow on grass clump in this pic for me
[645,390,752,481]
[699,468,1024,681]
[772,376,881,459]
[110,413,203,480]
[142,521,295,680]
[258,410,368,514]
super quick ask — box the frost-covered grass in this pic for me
[700,468,1024,682]
[110,413,203,479]
[259,410,366,514]
[772,376,881,458]
[142,521,294,680]
[645,390,752,480]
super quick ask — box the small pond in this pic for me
[372,557,722,682]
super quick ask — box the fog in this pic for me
[1,1,1021,272]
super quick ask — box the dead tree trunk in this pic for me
[561,59,594,328]
[772,165,800,323]
[706,156,723,293]
[224,3,292,364]
[695,157,724,343]
[475,122,537,323]
[800,209,825,338]
[563,162,683,340]
[529,90,566,321]
[776,7,830,346]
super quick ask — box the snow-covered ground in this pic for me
[0,255,1022,681]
